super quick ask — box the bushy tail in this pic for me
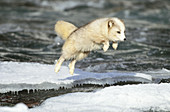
[55,20,77,40]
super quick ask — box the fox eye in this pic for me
[117,31,120,34]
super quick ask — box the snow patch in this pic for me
[0,61,153,93]
[0,103,28,112]
[0,84,170,112]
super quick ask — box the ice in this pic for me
[31,83,170,112]
[143,68,170,80]
[0,61,169,93]
[0,103,28,112]
[0,62,73,93]
[0,83,170,112]
[0,62,170,111]
[0,61,153,93]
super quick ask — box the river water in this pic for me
[0,0,170,72]
[0,0,170,109]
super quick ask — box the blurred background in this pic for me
[0,0,170,72]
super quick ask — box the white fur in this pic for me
[55,18,126,75]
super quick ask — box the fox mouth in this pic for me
[112,38,121,42]
[113,38,126,42]
[112,40,120,42]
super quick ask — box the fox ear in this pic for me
[120,19,124,24]
[108,20,114,28]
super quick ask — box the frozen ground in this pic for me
[0,62,170,111]
[0,62,161,93]
[0,61,155,93]
[0,84,170,112]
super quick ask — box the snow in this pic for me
[0,61,170,111]
[0,103,28,112]
[0,61,153,93]
[0,83,170,112]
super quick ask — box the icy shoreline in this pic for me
[0,61,154,93]
[0,62,170,111]
[0,83,170,112]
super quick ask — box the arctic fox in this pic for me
[54,18,126,75]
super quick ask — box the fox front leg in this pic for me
[112,42,118,50]
[102,40,109,52]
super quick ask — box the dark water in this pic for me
[0,0,170,108]
[0,0,170,72]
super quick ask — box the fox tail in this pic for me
[54,20,77,40]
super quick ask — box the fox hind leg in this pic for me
[68,51,89,75]
[69,59,76,75]
[55,56,65,73]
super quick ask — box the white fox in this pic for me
[54,18,126,75]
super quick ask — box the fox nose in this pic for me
[124,38,126,41]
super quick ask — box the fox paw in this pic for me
[112,42,118,50]
[55,65,60,73]
[103,45,109,52]
[69,69,74,75]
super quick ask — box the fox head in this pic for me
[107,18,126,42]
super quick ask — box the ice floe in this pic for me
[0,61,154,93]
